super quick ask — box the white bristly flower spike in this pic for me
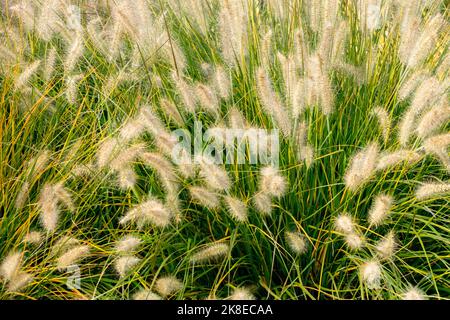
[189,186,220,209]
[344,142,379,191]
[133,289,162,300]
[345,233,365,250]
[115,235,142,254]
[415,182,450,200]
[253,192,273,216]
[56,245,90,270]
[114,255,141,278]
[360,260,382,289]
[368,194,394,227]
[371,107,391,144]
[154,276,183,298]
[375,230,397,260]
[259,166,287,198]
[402,286,427,300]
[190,242,229,264]
[334,213,356,234]
[285,231,308,255]
[228,287,256,300]
[224,196,248,222]
[119,198,173,228]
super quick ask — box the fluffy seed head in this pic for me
[360,260,382,289]
[371,107,391,144]
[253,192,273,216]
[0,251,22,281]
[285,231,308,255]
[190,242,229,264]
[415,182,450,200]
[376,150,422,171]
[133,289,162,300]
[334,213,355,234]
[189,186,220,209]
[224,196,248,222]
[56,245,90,270]
[119,198,173,228]
[228,287,255,300]
[345,233,365,250]
[154,276,183,298]
[114,255,141,278]
[23,231,43,245]
[115,235,142,254]
[368,194,394,227]
[402,287,427,300]
[375,231,397,260]
[344,142,379,191]
[259,166,287,198]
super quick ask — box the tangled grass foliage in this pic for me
[0,0,449,300]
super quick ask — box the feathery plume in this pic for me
[345,233,365,250]
[213,66,231,99]
[14,181,30,210]
[228,106,248,129]
[416,102,450,139]
[218,0,249,65]
[23,231,43,245]
[0,251,33,292]
[160,98,184,126]
[6,271,33,292]
[0,251,22,281]
[155,276,183,298]
[65,74,84,104]
[368,194,394,227]
[119,118,146,142]
[15,60,41,91]
[43,47,57,81]
[409,76,445,115]
[51,236,81,257]
[198,160,231,192]
[376,150,422,171]
[371,107,391,144]
[402,287,427,300]
[97,138,120,169]
[56,245,90,270]
[405,14,444,68]
[38,184,59,233]
[28,150,51,175]
[172,72,196,113]
[9,1,36,31]
[259,166,287,198]
[360,260,382,289]
[119,198,173,228]
[195,84,220,117]
[253,192,273,216]
[334,213,356,234]
[114,255,141,278]
[64,35,84,73]
[190,242,229,264]
[228,287,255,300]
[224,196,248,222]
[189,186,220,209]
[375,231,397,260]
[344,142,379,191]
[109,144,146,172]
[398,70,428,101]
[423,133,450,171]
[415,182,450,200]
[256,67,291,137]
[133,289,162,300]
[115,235,142,254]
[285,231,308,254]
